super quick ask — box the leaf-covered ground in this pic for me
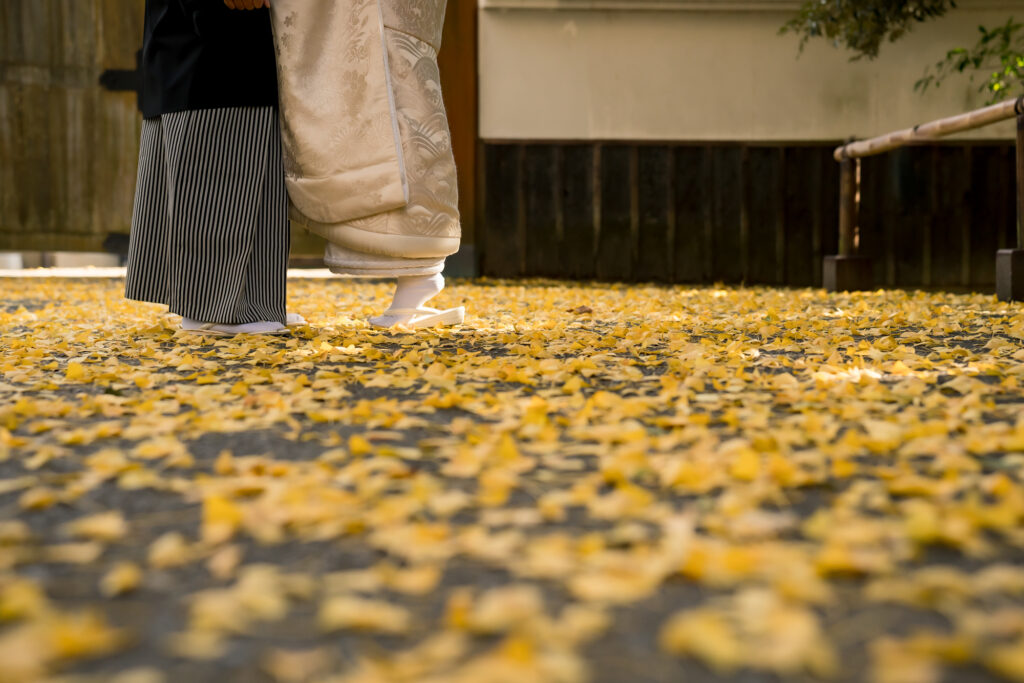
[2,276,1024,683]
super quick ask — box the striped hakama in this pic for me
[125,106,289,325]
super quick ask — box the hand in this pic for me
[223,0,269,9]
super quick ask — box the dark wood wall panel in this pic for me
[636,146,673,283]
[893,149,928,287]
[858,155,887,286]
[673,146,711,283]
[480,145,522,278]
[782,147,818,287]
[995,146,1016,252]
[522,145,560,278]
[969,150,999,287]
[931,147,970,289]
[480,141,1016,291]
[746,147,785,286]
[560,145,596,280]
[595,145,634,281]
[711,147,744,284]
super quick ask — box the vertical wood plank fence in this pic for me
[857,145,1017,290]
[827,97,1023,300]
[479,141,1015,289]
[0,0,143,252]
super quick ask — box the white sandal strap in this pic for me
[380,307,440,316]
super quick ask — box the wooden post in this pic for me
[824,153,873,291]
[437,0,479,277]
[1018,111,1024,251]
[997,103,1024,302]
[839,158,857,256]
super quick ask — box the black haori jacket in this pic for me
[140,0,278,118]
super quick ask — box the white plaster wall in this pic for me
[479,0,1023,141]
[0,253,24,269]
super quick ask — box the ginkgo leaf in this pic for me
[148,533,192,569]
[319,597,412,634]
[100,562,143,597]
[63,512,128,543]
[5,276,1024,681]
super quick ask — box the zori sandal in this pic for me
[369,306,465,330]
[178,319,291,336]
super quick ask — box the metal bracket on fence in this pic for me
[98,50,143,112]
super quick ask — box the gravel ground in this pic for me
[2,276,1024,683]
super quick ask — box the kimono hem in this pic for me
[271,0,459,278]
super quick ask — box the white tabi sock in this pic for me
[369,273,445,328]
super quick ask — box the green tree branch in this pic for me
[915,19,1024,104]
[782,0,958,59]
[784,1,1023,104]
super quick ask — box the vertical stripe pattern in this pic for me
[125,107,289,325]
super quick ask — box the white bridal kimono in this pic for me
[270,1,459,277]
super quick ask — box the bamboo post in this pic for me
[1018,109,1024,251]
[996,98,1024,301]
[834,98,1021,162]
[824,148,873,292]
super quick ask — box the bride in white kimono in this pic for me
[271,0,463,328]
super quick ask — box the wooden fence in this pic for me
[0,0,334,256]
[0,0,143,252]
[478,141,1016,289]
[859,145,1017,290]
[827,97,1023,300]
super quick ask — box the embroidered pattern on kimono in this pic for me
[271,0,459,276]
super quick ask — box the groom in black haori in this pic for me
[125,0,298,336]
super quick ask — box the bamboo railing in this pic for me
[827,95,1024,300]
